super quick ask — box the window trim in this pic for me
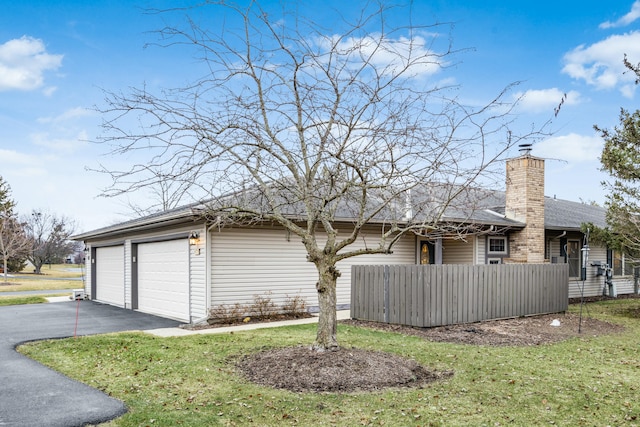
[566,239,581,278]
[418,240,434,265]
[608,249,633,277]
[487,236,508,255]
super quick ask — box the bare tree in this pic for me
[97,2,545,350]
[24,210,77,274]
[0,210,30,282]
[111,166,199,217]
[0,176,29,280]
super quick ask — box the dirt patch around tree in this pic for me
[237,346,453,393]
[238,304,627,393]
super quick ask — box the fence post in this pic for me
[384,265,390,323]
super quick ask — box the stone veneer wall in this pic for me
[504,155,545,263]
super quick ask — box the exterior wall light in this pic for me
[189,231,200,246]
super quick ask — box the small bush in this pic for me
[207,292,309,325]
[208,302,246,324]
[250,292,277,319]
[282,294,308,318]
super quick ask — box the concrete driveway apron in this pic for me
[0,301,181,427]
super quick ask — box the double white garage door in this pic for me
[95,239,190,322]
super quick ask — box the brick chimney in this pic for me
[504,148,545,263]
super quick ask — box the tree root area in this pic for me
[237,346,452,393]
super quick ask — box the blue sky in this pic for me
[1,1,640,232]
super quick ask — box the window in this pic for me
[488,237,507,255]
[613,250,623,276]
[609,250,634,276]
[487,258,502,264]
[625,260,635,276]
[567,240,581,278]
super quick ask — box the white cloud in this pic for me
[37,107,94,124]
[0,149,47,178]
[514,88,582,113]
[562,31,640,97]
[533,133,603,163]
[42,86,58,96]
[315,32,444,78]
[0,36,63,91]
[600,1,640,29]
[31,130,89,154]
[0,148,37,165]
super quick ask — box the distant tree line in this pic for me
[0,175,79,282]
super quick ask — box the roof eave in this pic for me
[72,211,200,241]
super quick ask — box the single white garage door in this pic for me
[95,245,125,306]
[137,239,190,322]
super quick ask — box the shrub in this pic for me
[282,294,308,318]
[250,291,277,319]
[208,302,246,324]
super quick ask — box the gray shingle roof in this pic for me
[543,196,607,230]
[73,185,606,240]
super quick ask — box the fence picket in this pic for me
[351,264,569,327]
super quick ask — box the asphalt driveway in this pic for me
[0,301,181,427]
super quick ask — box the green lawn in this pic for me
[19,299,640,426]
[0,263,84,293]
[0,295,48,306]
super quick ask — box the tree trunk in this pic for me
[312,264,339,351]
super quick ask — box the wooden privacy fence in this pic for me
[351,264,569,327]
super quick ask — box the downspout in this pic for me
[553,231,566,240]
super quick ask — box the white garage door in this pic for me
[95,245,125,306]
[137,239,190,322]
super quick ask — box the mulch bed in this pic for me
[341,312,625,347]
[237,346,452,393]
[237,301,632,393]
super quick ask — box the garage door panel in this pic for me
[137,239,189,322]
[95,246,124,306]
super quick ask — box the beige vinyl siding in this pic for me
[548,238,637,298]
[547,239,562,264]
[85,251,92,298]
[209,226,416,309]
[189,226,207,321]
[613,276,635,295]
[475,236,486,264]
[124,240,132,309]
[561,243,631,299]
[442,237,475,264]
[567,243,601,299]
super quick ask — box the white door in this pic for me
[95,246,125,306]
[137,239,190,322]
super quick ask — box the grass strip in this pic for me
[0,296,48,306]
[19,299,640,427]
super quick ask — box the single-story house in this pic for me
[73,153,637,323]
